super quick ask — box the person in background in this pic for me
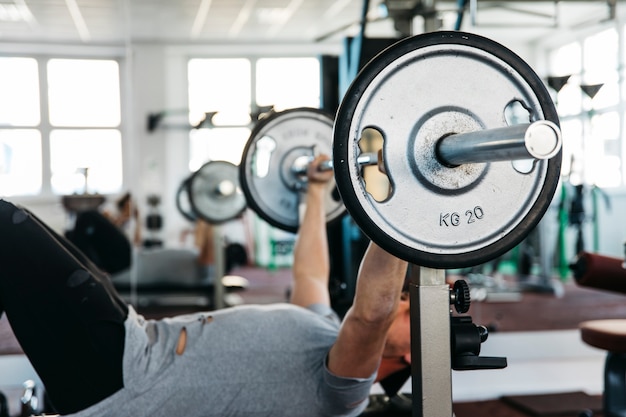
[103,191,141,246]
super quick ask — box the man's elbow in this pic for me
[347,306,396,331]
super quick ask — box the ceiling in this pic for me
[0,0,619,47]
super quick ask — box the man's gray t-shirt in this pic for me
[66,303,375,417]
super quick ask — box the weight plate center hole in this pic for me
[434,132,461,168]
[412,111,487,191]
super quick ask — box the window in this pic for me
[50,129,123,195]
[0,57,40,126]
[0,130,42,196]
[256,57,321,110]
[48,59,122,195]
[587,111,620,188]
[548,42,581,117]
[0,58,42,196]
[547,27,624,187]
[583,29,618,110]
[187,57,321,167]
[48,59,121,127]
[187,58,252,168]
[188,58,252,128]
[0,57,123,198]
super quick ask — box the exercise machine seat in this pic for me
[573,252,626,417]
[580,319,626,353]
[579,319,626,417]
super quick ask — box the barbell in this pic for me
[239,107,346,233]
[240,31,562,269]
[176,160,246,224]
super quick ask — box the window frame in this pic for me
[0,53,127,200]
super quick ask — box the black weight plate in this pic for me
[333,31,561,269]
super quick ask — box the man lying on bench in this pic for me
[0,155,411,417]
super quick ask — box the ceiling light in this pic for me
[256,8,290,25]
[0,2,34,22]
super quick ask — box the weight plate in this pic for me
[176,178,198,222]
[333,31,562,269]
[188,160,246,224]
[240,107,345,233]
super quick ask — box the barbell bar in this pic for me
[292,119,561,177]
[436,120,561,166]
[290,152,379,176]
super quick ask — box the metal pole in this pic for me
[291,152,378,175]
[213,224,225,310]
[437,120,561,166]
[410,265,453,417]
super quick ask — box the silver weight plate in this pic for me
[333,31,561,269]
[240,107,345,232]
[188,160,247,224]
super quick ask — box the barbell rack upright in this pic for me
[409,265,454,417]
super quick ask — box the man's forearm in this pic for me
[352,243,408,322]
[293,183,328,280]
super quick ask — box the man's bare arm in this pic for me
[327,242,408,378]
[289,155,334,308]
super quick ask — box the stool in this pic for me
[580,319,626,417]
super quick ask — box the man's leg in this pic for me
[0,200,126,414]
[27,207,129,314]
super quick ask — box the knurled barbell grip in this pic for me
[318,152,378,172]
[436,120,562,167]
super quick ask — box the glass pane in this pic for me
[48,59,121,127]
[0,57,40,126]
[189,127,251,170]
[555,79,582,117]
[548,42,581,78]
[549,42,582,116]
[0,129,42,196]
[586,112,620,187]
[582,29,618,110]
[559,119,583,181]
[188,58,251,127]
[50,129,122,194]
[583,29,618,81]
[587,76,618,110]
[256,57,320,110]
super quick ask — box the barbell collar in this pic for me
[436,120,562,167]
